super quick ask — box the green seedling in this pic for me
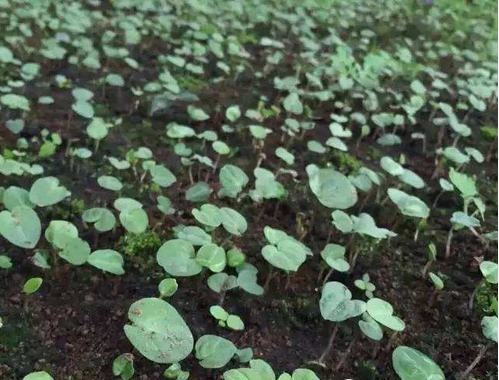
[112,353,134,380]
[209,305,245,331]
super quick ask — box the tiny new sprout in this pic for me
[354,273,376,298]
[164,363,189,380]
[112,353,134,380]
[319,243,349,285]
[209,305,245,331]
[158,278,178,298]
[427,272,444,308]
[23,277,43,295]
[460,315,498,379]
[22,277,42,313]
[421,243,437,279]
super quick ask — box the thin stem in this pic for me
[445,228,453,260]
[317,324,339,365]
[468,279,484,311]
[384,331,398,354]
[414,224,421,242]
[285,273,291,290]
[264,266,274,291]
[469,227,488,246]
[421,259,434,279]
[460,343,491,380]
[322,268,334,287]
[427,289,439,309]
[432,191,443,208]
[349,247,360,271]
[335,336,357,371]
[218,290,226,306]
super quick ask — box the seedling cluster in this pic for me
[0,0,497,379]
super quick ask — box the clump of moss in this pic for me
[367,146,382,160]
[177,75,208,92]
[474,281,498,316]
[331,151,362,173]
[118,231,162,258]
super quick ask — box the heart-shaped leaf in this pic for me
[195,335,237,368]
[196,243,226,272]
[157,239,202,277]
[0,206,41,248]
[366,298,405,331]
[308,166,358,209]
[320,281,366,322]
[29,177,70,207]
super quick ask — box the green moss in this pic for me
[118,231,162,258]
[331,151,362,173]
[0,318,30,347]
[480,126,498,141]
[367,146,382,160]
[177,75,208,92]
[475,281,498,316]
[70,198,85,215]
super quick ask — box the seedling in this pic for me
[158,278,178,298]
[312,281,366,367]
[354,274,376,299]
[112,353,134,380]
[261,226,312,289]
[209,305,245,330]
[428,272,444,308]
[421,243,437,279]
[164,363,190,380]
[460,315,498,379]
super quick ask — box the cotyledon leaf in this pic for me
[124,298,194,363]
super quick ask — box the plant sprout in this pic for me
[209,305,245,330]
[313,281,366,367]
[460,315,498,379]
[112,353,134,380]
[428,272,445,308]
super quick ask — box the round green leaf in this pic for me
[29,177,70,207]
[0,206,41,249]
[392,346,445,380]
[157,239,202,277]
[480,261,498,284]
[124,298,194,363]
[120,208,148,234]
[308,166,358,209]
[158,278,179,297]
[196,244,226,272]
[195,335,237,368]
[320,281,366,322]
[87,249,124,275]
[98,175,123,191]
[220,207,247,236]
